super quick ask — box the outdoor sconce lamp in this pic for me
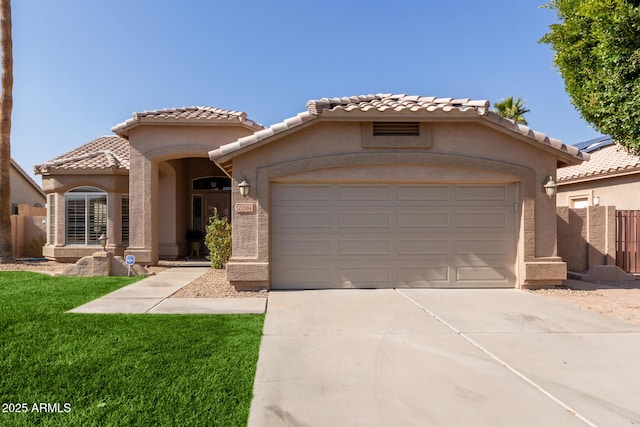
[543,176,558,199]
[98,233,108,252]
[238,179,250,198]
[593,195,600,206]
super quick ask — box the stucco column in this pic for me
[106,192,123,256]
[125,149,158,264]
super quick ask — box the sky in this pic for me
[10,1,602,183]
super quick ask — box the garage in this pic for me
[209,94,588,290]
[271,182,517,289]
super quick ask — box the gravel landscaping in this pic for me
[1,260,638,322]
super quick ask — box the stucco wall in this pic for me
[125,124,256,264]
[557,174,640,210]
[10,165,45,207]
[557,206,616,272]
[225,120,565,289]
[41,173,129,262]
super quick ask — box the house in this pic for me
[556,135,640,276]
[557,136,640,209]
[35,107,262,262]
[36,94,588,289]
[10,158,45,211]
[208,94,587,290]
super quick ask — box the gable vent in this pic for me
[373,122,420,136]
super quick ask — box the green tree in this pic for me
[541,0,640,153]
[492,96,530,125]
[0,0,12,263]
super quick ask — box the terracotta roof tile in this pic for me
[210,94,588,167]
[34,135,129,174]
[557,142,640,183]
[112,106,264,136]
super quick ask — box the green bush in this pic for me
[205,208,232,269]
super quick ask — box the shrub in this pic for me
[205,208,232,269]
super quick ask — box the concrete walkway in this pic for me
[249,289,640,427]
[69,266,266,314]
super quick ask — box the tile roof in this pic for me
[557,141,640,183]
[34,135,130,174]
[209,93,588,168]
[112,106,264,137]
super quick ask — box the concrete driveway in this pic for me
[249,289,640,427]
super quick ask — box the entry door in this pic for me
[204,192,231,222]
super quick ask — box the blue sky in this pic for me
[11,1,601,182]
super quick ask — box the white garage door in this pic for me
[271,183,517,289]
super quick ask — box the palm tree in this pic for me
[0,0,12,263]
[492,96,529,125]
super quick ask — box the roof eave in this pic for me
[10,158,45,197]
[558,167,640,185]
[112,116,263,137]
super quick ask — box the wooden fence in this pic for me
[616,210,640,273]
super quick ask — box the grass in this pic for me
[0,272,264,427]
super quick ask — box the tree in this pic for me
[541,0,640,153]
[0,0,12,263]
[492,96,530,125]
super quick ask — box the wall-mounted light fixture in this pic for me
[98,233,108,252]
[593,195,600,206]
[543,176,558,198]
[238,178,250,198]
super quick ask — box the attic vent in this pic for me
[373,122,420,136]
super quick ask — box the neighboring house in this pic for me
[11,158,45,211]
[209,94,587,290]
[36,94,588,289]
[35,107,262,262]
[10,158,46,258]
[557,136,640,209]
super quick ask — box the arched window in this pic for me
[192,176,231,190]
[65,187,107,245]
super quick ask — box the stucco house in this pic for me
[35,107,262,262]
[557,136,640,209]
[209,94,587,290]
[36,94,588,289]
[11,158,45,211]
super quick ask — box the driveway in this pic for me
[249,289,640,427]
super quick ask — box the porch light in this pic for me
[238,179,250,198]
[593,195,600,206]
[543,176,558,198]
[98,233,108,252]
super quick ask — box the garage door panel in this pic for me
[397,239,449,255]
[456,185,509,201]
[340,266,391,288]
[274,184,333,203]
[339,212,391,228]
[276,238,332,256]
[456,239,508,255]
[272,183,516,289]
[398,265,450,286]
[397,185,449,201]
[397,211,450,228]
[339,185,390,201]
[276,210,333,229]
[339,239,391,255]
[456,211,510,228]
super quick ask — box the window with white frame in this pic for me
[65,187,107,245]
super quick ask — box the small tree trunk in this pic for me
[0,0,13,262]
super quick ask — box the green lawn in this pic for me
[0,272,264,427]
